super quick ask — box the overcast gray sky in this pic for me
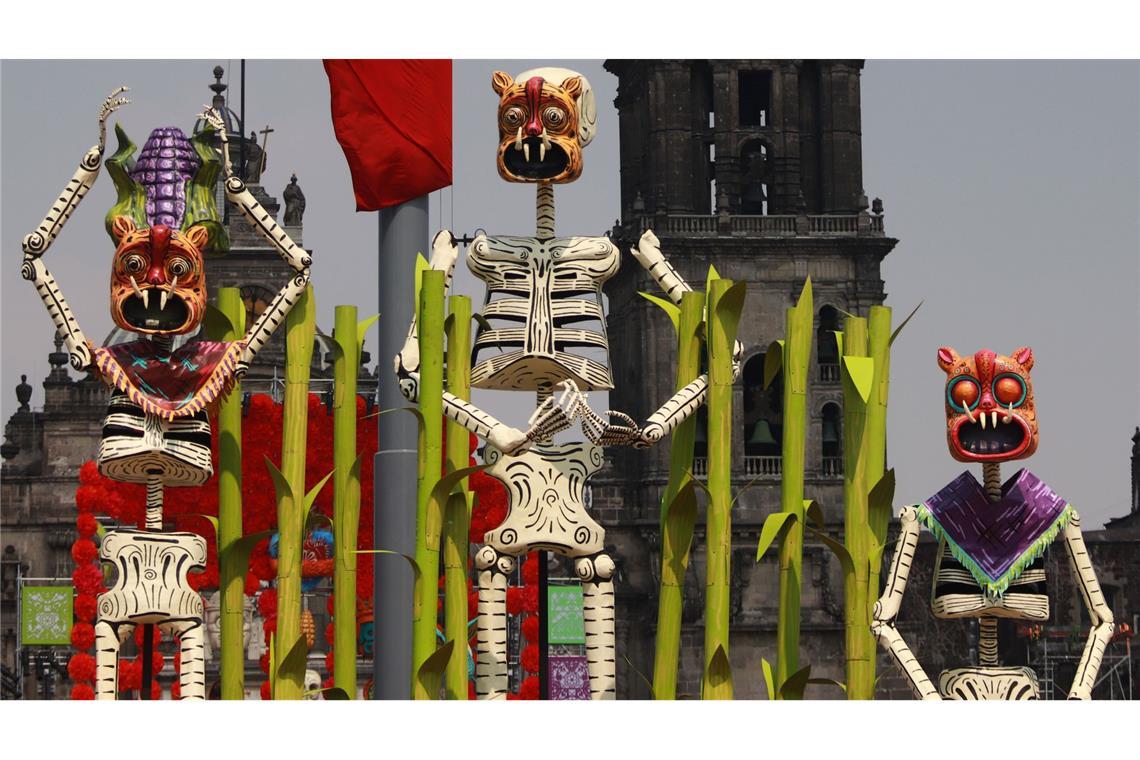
[2,60,1137,528]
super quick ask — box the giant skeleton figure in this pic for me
[872,347,1114,699]
[21,91,311,699]
[394,68,741,700]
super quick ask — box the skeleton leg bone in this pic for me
[94,619,123,700]
[576,553,617,700]
[474,546,516,700]
[167,619,207,700]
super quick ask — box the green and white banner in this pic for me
[21,586,73,645]
[547,585,585,644]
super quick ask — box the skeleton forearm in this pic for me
[21,257,93,371]
[1062,512,1114,699]
[398,369,510,443]
[223,176,310,272]
[632,229,690,305]
[240,267,310,369]
[397,230,460,374]
[872,622,941,699]
[642,374,709,443]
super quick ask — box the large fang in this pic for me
[980,413,987,430]
[160,275,177,311]
[991,411,998,428]
[963,404,976,423]
[524,143,530,162]
[539,142,546,162]
[541,128,550,149]
[1002,404,1014,424]
[129,275,144,301]
[515,127,523,151]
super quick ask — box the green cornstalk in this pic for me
[841,316,873,700]
[443,295,472,699]
[702,277,745,700]
[275,284,315,700]
[652,291,704,700]
[412,270,445,699]
[215,287,245,700]
[863,305,893,692]
[775,279,813,695]
[332,304,360,696]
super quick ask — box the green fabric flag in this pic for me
[21,586,73,645]
[547,585,586,644]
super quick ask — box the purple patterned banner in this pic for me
[549,654,590,700]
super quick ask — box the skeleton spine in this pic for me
[978,462,1002,665]
[536,182,555,238]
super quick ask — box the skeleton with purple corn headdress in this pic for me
[20,89,312,700]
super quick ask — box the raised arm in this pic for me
[1061,510,1114,700]
[199,107,311,372]
[21,88,130,371]
[871,506,941,700]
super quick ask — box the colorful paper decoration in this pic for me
[547,585,586,644]
[548,655,590,700]
[21,586,73,645]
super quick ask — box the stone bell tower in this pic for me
[595,60,899,699]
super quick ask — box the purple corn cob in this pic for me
[129,127,200,229]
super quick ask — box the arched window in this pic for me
[821,402,843,477]
[739,140,769,215]
[817,305,840,383]
[742,352,782,458]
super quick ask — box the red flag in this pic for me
[324,59,452,211]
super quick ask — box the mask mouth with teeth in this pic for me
[938,346,1038,463]
[492,68,596,185]
[109,215,207,336]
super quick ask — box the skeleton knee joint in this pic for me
[574,552,615,583]
[475,546,516,576]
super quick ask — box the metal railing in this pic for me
[822,457,844,477]
[744,456,782,477]
[630,213,886,238]
[819,363,840,383]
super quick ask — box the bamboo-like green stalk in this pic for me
[443,295,472,700]
[275,284,315,700]
[702,277,745,700]
[840,316,873,700]
[652,290,704,700]
[332,304,359,696]
[412,270,445,699]
[215,288,246,700]
[775,279,813,695]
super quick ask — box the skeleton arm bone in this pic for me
[871,507,942,700]
[21,88,130,371]
[395,230,460,376]
[1061,511,1114,700]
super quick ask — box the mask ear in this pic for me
[937,346,959,373]
[560,75,583,101]
[111,215,137,243]
[1011,346,1034,372]
[183,224,210,253]
[491,70,514,95]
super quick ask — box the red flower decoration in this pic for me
[79,460,100,485]
[171,681,181,700]
[325,651,335,674]
[68,652,96,682]
[325,622,335,644]
[519,675,540,699]
[260,681,272,700]
[76,513,98,538]
[70,683,95,700]
[118,659,141,692]
[521,615,540,643]
[520,644,540,673]
[506,588,524,616]
[70,539,98,564]
[74,594,98,623]
[522,554,539,585]
[75,485,101,513]
[258,652,271,675]
[244,573,261,596]
[149,679,162,700]
[72,564,104,596]
[263,616,277,639]
[70,622,95,650]
[522,586,539,614]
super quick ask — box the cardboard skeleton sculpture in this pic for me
[395,68,741,699]
[872,347,1114,699]
[21,90,311,699]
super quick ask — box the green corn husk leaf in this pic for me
[804,500,825,530]
[275,634,309,692]
[201,304,239,343]
[427,465,493,552]
[416,639,455,699]
[868,469,897,539]
[103,123,148,241]
[357,549,423,617]
[705,263,722,291]
[779,664,813,700]
[806,525,855,577]
[662,480,699,565]
[807,678,847,694]
[301,469,335,530]
[702,644,733,700]
[714,281,747,334]
[185,125,228,254]
[760,657,776,700]
[763,340,785,390]
[357,314,380,364]
[756,512,797,562]
[412,252,430,321]
[842,355,875,403]
[267,631,276,695]
[305,687,351,700]
[192,514,221,549]
[639,291,681,332]
[624,655,657,700]
[889,301,923,346]
[222,530,273,577]
[833,331,844,358]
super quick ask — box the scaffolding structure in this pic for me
[1025,626,1134,700]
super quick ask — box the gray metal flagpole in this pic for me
[374,195,429,699]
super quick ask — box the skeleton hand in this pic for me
[197,105,234,177]
[522,380,583,444]
[98,86,130,153]
[580,405,650,448]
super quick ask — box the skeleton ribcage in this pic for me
[467,234,619,391]
[98,390,213,486]
[931,540,1050,620]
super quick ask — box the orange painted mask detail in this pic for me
[937,346,1038,463]
[109,215,208,335]
[493,71,584,184]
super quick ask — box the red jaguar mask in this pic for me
[109,215,207,335]
[938,346,1038,463]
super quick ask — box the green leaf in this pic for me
[760,657,776,700]
[221,530,273,578]
[201,304,237,342]
[639,291,681,332]
[702,644,733,699]
[833,330,844,358]
[714,281,747,332]
[704,263,722,293]
[779,664,813,700]
[763,340,785,390]
[413,252,430,314]
[662,481,698,569]
[267,631,276,695]
[304,686,351,700]
[756,512,797,562]
[427,464,493,551]
[265,458,294,505]
[275,634,308,692]
[793,277,813,312]
[806,525,855,577]
[806,677,847,694]
[729,471,769,508]
[842,355,875,403]
[416,639,454,699]
[358,549,423,619]
[868,468,896,537]
[192,514,220,547]
[623,655,656,700]
[804,500,825,530]
[302,468,336,529]
[889,301,923,346]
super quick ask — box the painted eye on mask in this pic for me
[542,106,567,129]
[947,376,981,413]
[501,106,525,129]
[992,373,1027,408]
[122,253,146,274]
[167,256,192,278]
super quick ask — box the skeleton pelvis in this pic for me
[98,529,206,624]
[938,666,1040,700]
[481,441,605,557]
[471,351,613,392]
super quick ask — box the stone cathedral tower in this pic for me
[594,60,899,699]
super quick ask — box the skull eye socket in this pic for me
[543,106,567,129]
[501,105,525,130]
[167,256,191,278]
[993,373,1027,407]
[947,376,981,413]
[122,253,146,275]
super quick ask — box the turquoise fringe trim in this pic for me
[914,502,1074,598]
